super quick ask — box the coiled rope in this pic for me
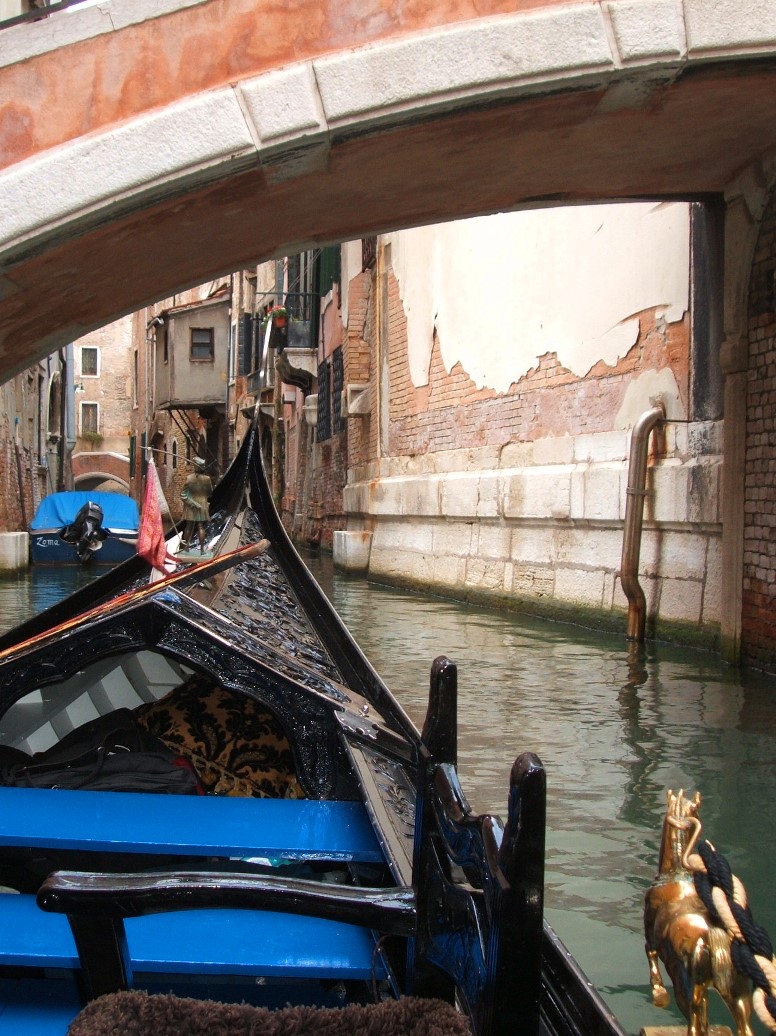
[683,835,776,1031]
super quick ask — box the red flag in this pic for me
[138,460,176,573]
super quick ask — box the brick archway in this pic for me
[73,472,130,493]
[71,453,130,487]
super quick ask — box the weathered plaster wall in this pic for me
[341,204,722,645]
[390,202,689,391]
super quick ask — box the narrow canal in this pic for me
[2,558,776,1036]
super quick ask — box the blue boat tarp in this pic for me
[30,492,139,533]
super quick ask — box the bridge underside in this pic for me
[0,56,775,382]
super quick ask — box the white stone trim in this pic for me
[344,452,722,527]
[2,0,776,257]
[602,0,687,64]
[0,87,256,252]
[313,5,614,130]
[237,64,329,152]
[0,0,210,68]
[684,0,776,56]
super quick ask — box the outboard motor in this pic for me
[59,501,109,563]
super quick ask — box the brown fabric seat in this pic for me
[66,991,472,1036]
[135,675,304,799]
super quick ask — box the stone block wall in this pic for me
[346,424,722,643]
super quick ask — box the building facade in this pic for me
[70,318,133,493]
[280,202,728,653]
[130,277,253,525]
[40,197,771,672]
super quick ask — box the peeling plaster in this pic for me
[614,366,685,426]
[388,201,689,392]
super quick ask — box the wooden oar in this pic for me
[0,539,270,662]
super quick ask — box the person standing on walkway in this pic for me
[180,456,213,553]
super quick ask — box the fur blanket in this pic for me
[67,991,472,1036]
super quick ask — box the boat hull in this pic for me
[30,531,138,566]
[29,491,140,566]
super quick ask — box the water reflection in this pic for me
[302,553,776,1036]
[3,557,776,1035]
[0,566,97,629]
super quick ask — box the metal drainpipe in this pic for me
[620,402,666,642]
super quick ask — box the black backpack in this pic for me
[0,709,203,795]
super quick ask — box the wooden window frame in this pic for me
[190,327,215,362]
[80,346,100,378]
[80,401,99,435]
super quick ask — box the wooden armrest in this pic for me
[37,869,415,1001]
[38,868,416,933]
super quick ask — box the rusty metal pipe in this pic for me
[620,403,665,642]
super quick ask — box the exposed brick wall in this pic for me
[289,245,692,563]
[0,437,34,531]
[344,272,373,470]
[281,418,348,549]
[380,267,689,456]
[281,290,351,548]
[742,184,776,672]
[0,374,47,533]
[72,452,129,484]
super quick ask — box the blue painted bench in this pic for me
[0,786,383,861]
[0,978,81,1036]
[0,788,402,1035]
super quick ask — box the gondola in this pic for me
[0,418,627,1036]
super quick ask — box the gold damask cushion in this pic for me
[135,674,304,799]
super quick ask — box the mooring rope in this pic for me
[683,838,776,1031]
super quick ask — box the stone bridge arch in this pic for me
[1,0,776,378]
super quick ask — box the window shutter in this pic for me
[317,246,341,296]
[238,314,253,375]
[317,359,331,441]
[332,347,344,434]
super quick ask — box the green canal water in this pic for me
[3,557,776,1036]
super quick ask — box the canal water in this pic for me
[2,557,776,1036]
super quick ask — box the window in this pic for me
[190,327,214,361]
[317,358,331,441]
[80,402,99,435]
[332,346,345,434]
[229,323,237,379]
[318,246,341,295]
[80,346,99,377]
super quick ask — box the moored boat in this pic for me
[0,420,627,1036]
[29,491,139,566]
